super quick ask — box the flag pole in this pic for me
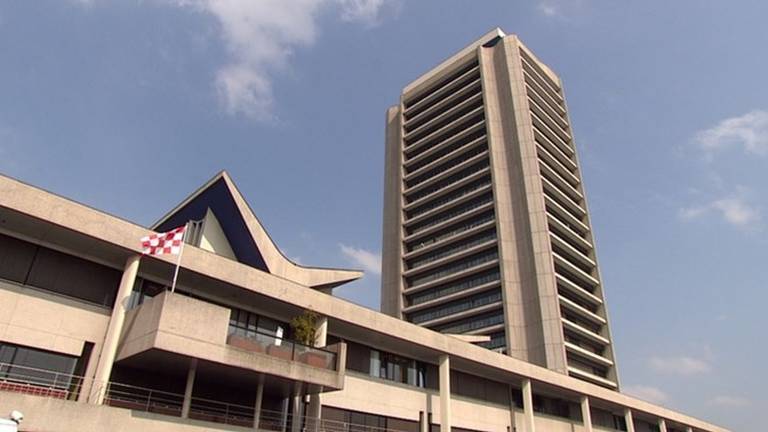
[170,223,188,294]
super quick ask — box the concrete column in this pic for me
[291,384,303,432]
[522,379,535,432]
[91,254,140,404]
[280,398,290,432]
[420,411,429,432]
[685,427,693,432]
[580,396,592,432]
[253,376,265,430]
[314,316,328,347]
[624,408,635,432]
[306,392,322,432]
[306,315,328,431]
[181,358,198,418]
[508,386,517,432]
[439,355,451,432]
[658,419,668,432]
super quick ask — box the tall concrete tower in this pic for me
[381,29,619,389]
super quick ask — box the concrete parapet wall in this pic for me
[0,392,253,432]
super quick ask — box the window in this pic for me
[408,289,502,324]
[0,342,77,390]
[370,349,426,388]
[407,269,500,306]
[407,229,496,270]
[228,308,289,341]
[407,250,498,287]
[322,406,420,432]
[432,310,504,334]
[127,278,167,309]
[533,394,580,421]
[0,233,121,307]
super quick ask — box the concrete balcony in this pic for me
[116,292,346,393]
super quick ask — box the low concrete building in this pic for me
[0,171,726,432]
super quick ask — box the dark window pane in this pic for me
[26,247,121,307]
[0,233,37,284]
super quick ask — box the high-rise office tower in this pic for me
[381,29,619,389]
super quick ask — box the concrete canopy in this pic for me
[152,171,362,290]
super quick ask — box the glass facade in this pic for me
[408,290,502,324]
[432,310,504,334]
[407,250,498,287]
[406,160,489,204]
[407,230,496,270]
[407,211,495,253]
[407,269,500,306]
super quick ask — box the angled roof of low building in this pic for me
[152,171,363,290]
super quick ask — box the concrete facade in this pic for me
[381,29,619,389]
[0,171,728,432]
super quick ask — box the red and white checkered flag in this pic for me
[141,226,186,256]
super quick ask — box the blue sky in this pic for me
[1,1,766,430]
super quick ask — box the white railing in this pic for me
[0,362,408,432]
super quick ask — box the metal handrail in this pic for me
[0,362,410,431]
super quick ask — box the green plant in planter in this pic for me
[291,310,318,346]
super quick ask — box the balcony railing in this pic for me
[0,362,409,432]
[226,328,338,371]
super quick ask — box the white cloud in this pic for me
[649,355,711,375]
[679,195,760,228]
[338,0,392,26]
[623,385,669,405]
[709,395,751,407]
[170,0,393,120]
[537,2,559,16]
[340,244,381,275]
[536,0,585,18]
[695,110,768,156]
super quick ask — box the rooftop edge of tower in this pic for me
[400,28,563,105]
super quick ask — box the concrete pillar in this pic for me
[658,419,668,432]
[624,408,635,432]
[306,392,322,432]
[420,411,429,432]
[580,396,592,432]
[439,355,451,432]
[306,315,328,431]
[522,379,535,432]
[253,376,265,430]
[280,397,290,432]
[291,384,303,432]
[181,358,198,418]
[508,386,517,432]
[685,427,693,432]
[91,254,141,404]
[314,316,328,347]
